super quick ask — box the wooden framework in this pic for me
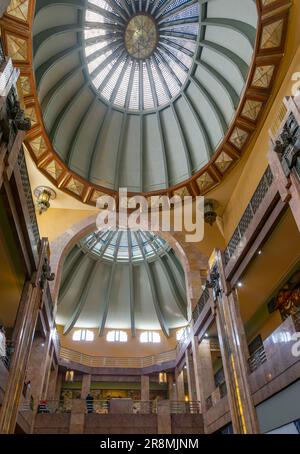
[0,0,291,205]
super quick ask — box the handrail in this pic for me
[59,346,176,369]
[192,287,210,323]
[224,166,274,265]
[17,148,40,258]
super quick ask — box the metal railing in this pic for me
[248,345,267,373]
[170,401,201,414]
[17,148,40,258]
[59,346,176,369]
[192,287,210,323]
[224,166,274,265]
[176,325,191,353]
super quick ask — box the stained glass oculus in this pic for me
[84,0,200,111]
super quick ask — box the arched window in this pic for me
[140,331,161,343]
[72,329,94,342]
[106,330,128,343]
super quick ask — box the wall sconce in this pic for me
[65,370,74,382]
[204,199,219,226]
[158,372,167,384]
[34,186,56,214]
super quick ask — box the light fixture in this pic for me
[205,333,209,338]
[65,370,74,382]
[34,186,56,215]
[158,372,167,384]
[258,250,262,255]
[237,281,243,288]
[204,199,219,226]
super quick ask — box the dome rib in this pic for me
[33,0,258,193]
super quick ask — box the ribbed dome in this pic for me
[56,229,188,336]
[83,0,199,111]
[33,0,257,192]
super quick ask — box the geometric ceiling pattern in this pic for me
[56,229,188,336]
[0,0,291,205]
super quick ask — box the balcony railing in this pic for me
[273,111,300,181]
[17,149,40,259]
[176,325,191,353]
[224,166,274,265]
[59,346,176,369]
[192,287,210,324]
[170,401,201,414]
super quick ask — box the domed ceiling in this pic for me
[32,0,258,194]
[56,229,188,336]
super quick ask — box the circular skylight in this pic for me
[84,0,200,111]
[80,229,169,263]
[125,14,157,59]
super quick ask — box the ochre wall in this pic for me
[58,325,178,358]
[37,208,98,242]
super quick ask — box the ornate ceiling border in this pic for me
[0,0,291,205]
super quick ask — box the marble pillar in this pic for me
[167,373,177,401]
[213,250,259,434]
[47,365,59,401]
[185,348,197,401]
[157,400,171,434]
[25,332,51,412]
[198,339,216,401]
[81,374,91,399]
[175,369,185,402]
[0,280,41,434]
[141,375,150,401]
[69,399,85,434]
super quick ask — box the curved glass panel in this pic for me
[84,0,200,110]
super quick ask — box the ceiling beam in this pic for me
[189,75,228,134]
[127,230,136,337]
[99,231,122,336]
[142,231,188,319]
[63,259,99,335]
[195,59,239,109]
[58,252,88,303]
[182,91,214,161]
[198,40,249,81]
[88,106,112,180]
[134,231,169,337]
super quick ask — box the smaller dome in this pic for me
[80,228,168,262]
[57,229,188,336]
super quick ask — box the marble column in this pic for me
[213,250,259,434]
[185,348,197,401]
[157,400,171,434]
[47,364,59,401]
[198,339,216,401]
[81,374,92,399]
[69,399,85,434]
[141,375,150,401]
[0,279,41,434]
[175,369,185,402]
[25,332,51,412]
[167,373,177,401]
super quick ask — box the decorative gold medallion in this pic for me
[125,14,157,59]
